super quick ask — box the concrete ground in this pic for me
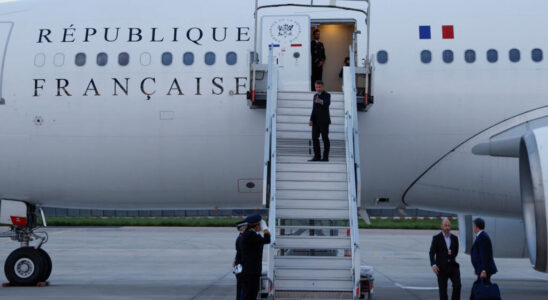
[0,227,547,299]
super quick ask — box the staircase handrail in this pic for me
[263,46,278,294]
[350,47,362,207]
[343,45,361,300]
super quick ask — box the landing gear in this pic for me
[0,201,51,286]
[4,247,50,286]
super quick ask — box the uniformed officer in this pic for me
[233,220,247,300]
[311,29,326,90]
[241,214,271,300]
[308,80,331,161]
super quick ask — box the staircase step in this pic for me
[277,138,345,146]
[277,107,345,118]
[276,162,346,172]
[276,225,350,230]
[277,199,348,210]
[277,123,344,133]
[275,268,351,280]
[277,156,346,163]
[276,236,351,249]
[276,208,349,220]
[276,181,347,191]
[278,130,345,140]
[278,100,344,109]
[277,115,345,125]
[278,92,343,101]
[276,172,346,182]
[275,290,354,299]
[275,256,352,269]
[277,189,347,200]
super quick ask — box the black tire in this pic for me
[36,248,52,282]
[4,247,44,286]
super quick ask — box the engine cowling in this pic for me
[520,127,548,272]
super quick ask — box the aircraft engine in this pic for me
[519,127,548,272]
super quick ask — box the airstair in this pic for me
[263,47,363,299]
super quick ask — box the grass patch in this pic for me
[34,217,455,230]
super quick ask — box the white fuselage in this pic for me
[0,0,546,218]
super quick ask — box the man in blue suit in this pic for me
[308,80,331,161]
[470,218,498,299]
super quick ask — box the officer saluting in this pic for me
[233,220,247,300]
[241,214,271,300]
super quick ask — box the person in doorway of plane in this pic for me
[311,29,326,91]
[339,56,350,78]
[308,80,331,162]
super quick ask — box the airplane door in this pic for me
[261,15,310,91]
[0,22,13,104]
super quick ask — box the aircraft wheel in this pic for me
[4,247,45,286]
[36,248,52,282]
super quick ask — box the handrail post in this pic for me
[344,44,362,299]
[264,46,278,296]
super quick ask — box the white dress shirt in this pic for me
[443,232,451,250]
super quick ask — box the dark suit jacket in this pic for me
[471,231,498,276]
[429,232,459,271]
[241,229,271,276]
[310,91,331,129]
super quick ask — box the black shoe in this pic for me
[322,157,329,161]
[308,157,321,162]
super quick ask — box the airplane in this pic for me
[0,0,546,290]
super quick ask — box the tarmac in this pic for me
[0,227,547,299]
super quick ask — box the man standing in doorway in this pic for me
[429,218,461,300]
[311,29,326,91]
[309,80,331,162]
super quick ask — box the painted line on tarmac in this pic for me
[395,282,439,290]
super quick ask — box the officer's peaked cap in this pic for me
[245,214,262,224]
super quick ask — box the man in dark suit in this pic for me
[470,217,497,298]
[311,29,326,91]
[430,218,461,300]
[233,220,247,300]
[308,80,331,161]
[241,214,271,300]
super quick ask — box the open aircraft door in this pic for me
[0,22,13,105]
[260,15,310,91]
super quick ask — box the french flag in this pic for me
[419,25,454,39]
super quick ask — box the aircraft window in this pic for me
[532,48,543,62]
[420,50,432,64]
[486,49,498,63]
[226,52,237,65]
[118,52,129,66]
[183,52,194,65]
[205,52,216,65]
[509,49,520,62]
[162,52,173,66]
[249,51,258,64]
[377,50,388,64]
[140,52,151,66]
[34,53,46,67]
[464,50,476,63]
[54,53,65,67]
[97,52,108,66]
[442,50,453,63]
[75,53,86,66]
